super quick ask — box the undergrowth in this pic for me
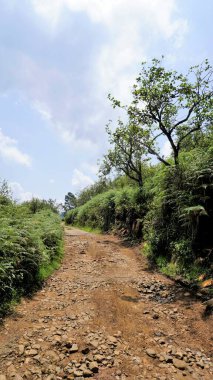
[0,197,63,318]
[67,224,102,234]
[65,187,142,238]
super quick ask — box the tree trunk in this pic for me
[174,147,179,166]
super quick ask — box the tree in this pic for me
[0,179,12,198]
[23,198,59,214]
[64,192,77,212]
[46,198,60,213]
[100,121,148,188]
[109,58,213,166]
[0,179,12,205]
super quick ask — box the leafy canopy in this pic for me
[100,121,148,187]
[64,192,77,212]
[109,58,213,165]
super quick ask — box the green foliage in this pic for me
[100,122,147,187]
[155,256,178,277]
[64,192,77,212]
[109,58,213,166]
[66,141,213,279]
[23,197,59,214]
[0,179,12,199]
[75,190,116,232]
[65,207,78,225]
[65,187,143,237]
[0,196,63,318]
[144,146,213,276]
[76,179,110,207]
[67,224,101,234]
[0,179,13,206]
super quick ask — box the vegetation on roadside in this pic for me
[66,224,101,235]
[65,58,213,281]
[0,185,63,318]
[65,186,143,237]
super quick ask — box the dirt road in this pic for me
[0,228,212,380]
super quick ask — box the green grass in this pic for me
[156,256,179,277]
[141,241,151,257]
[39,240,64,280]
[0,203,64,318]
[66,223,102,234]
[154,254,210,283]
[65,186,140,235]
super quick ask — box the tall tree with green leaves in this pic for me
[0,179,12,198]
[109,58,213,166]
[64,192,77,212]
[100,121,148,188]
[0,179,12,205]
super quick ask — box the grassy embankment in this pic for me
[0,199,63,319]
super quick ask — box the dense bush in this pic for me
[22,197,59,214]
[144,147,213,276]
[0,199,63,318]
[65,187,143,236]
[76,179,111,207]
[66,190,116,231]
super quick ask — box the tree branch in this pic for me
[144,145,171,166]
[170,101,198,133]
[177,124,202,146]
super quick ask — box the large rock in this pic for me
[173,358,188,370]
[70,344,79,353]
[74,370,83,377]
[18,345,25,356]
[88,361,99,373]
[26,349,38,356]
[146,349,157,358]
[107,336,117,345]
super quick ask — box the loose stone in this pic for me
[146,349,157,358]
[173,358,188,370]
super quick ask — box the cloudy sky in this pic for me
[0,0,212,202]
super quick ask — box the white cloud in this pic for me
[28,0,189,148]
[31,0,64,28]
[55,124,99,154]
[0,129,31,167]
[32,0,187,35]
[10,182,34,202]
[32,0,188,103]
[0,1,188,176]
[81,162,99,175]
[71,169,94,191]
[32,101,52,121]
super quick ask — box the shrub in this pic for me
[0,201,63,318]
[65,187,143,236]
[144,147,213,276]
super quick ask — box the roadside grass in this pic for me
[141,244,211,285]
[156,256,179,277]
[66,223,102,235]
[0,206,64,319]
[39,240,64,281]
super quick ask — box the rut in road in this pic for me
[0,228,212,380]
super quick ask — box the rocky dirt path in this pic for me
[0,228,212,380]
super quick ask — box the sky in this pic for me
[0,0,212,203]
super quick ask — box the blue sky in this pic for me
[0,0,212,203]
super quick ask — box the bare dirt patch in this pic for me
[0,228,212,380]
